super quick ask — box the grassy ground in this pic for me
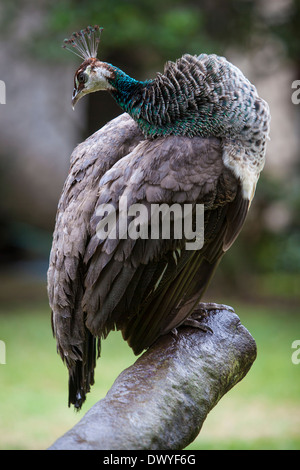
[0,293,299,450]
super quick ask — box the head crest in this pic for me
[62,25,103,60]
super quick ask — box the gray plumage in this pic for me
[48,41,270,408]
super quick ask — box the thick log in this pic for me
[49,305,256,450]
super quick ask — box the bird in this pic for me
[47,25,270,409]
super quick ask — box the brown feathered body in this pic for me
[48,113,248,407]
[48,52,270,408]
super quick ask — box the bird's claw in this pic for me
[181,316,213,334]
[180,302,235,335]
[195,302,235,314]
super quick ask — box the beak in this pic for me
[72,87,81,110]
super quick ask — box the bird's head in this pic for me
[62,26,114,108]
[72,58,115,108]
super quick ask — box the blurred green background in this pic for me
[0,0,299,450]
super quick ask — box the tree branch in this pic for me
[49,305,256,450]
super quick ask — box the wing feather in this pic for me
[48,114,250,407]
[82,135,248,355]
[47,114,144,407]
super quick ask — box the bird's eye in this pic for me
[77,72,87,84]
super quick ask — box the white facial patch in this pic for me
[85,64,114,92]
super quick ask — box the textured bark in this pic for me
[49,305,256,450]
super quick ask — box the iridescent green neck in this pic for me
[108,66,193,138]
[107,65,152,122]
[106,62,232,139]
[106,55,268,141]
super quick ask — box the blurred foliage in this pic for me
[268,0,300,65]
[247,173,300,275]
[43,0,261,62]
[0,0,282,67]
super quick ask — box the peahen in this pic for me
[47,26,270,409]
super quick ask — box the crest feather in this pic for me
[62,25,103,60]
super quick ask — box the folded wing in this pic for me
[48,114,249,408]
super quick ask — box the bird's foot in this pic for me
[180,302,234,335]
[170,327,179,338]
[195,302,235,314]
[181,316,213,334]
